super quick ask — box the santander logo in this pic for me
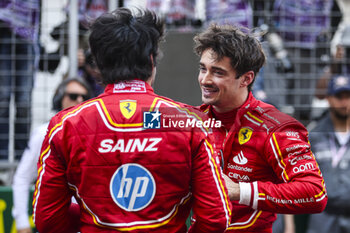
[233,151,248,165]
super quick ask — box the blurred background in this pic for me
[1,0,345,167]
[0,0,348,232]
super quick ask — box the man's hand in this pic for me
[17,228,32,233]
[222,174,240,201]
[283,214,296,233]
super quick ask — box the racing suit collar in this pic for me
[201,92,255,121]
[221,92,257,160]
[228,91,256,131]
[211,107,237,130]
[104,79,154,94]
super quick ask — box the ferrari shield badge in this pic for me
[238,127,253,145]
[120,100,137,119]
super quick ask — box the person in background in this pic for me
[316,24,350,101]
[132,0,198,29]
[45,0,108,96]
[193,23,327,232]
[33,8,231,232]
[77,48,104,96]
[329,0,350,58]
[0,0,40,160]
[205,0,252,28]
[272,0,334,124]
[74,0,107,96]
[273,214,296,233]
[307,74,350,233]
[12,78,92,233]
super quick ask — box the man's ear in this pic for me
[240,71,255,87]
[150,54,154,67]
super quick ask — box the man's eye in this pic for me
[199,67,206,72]
[214,71,224,76]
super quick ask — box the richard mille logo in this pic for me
[233,151,248,165]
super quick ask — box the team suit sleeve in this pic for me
[32,117,80,233]
[188,131,232,233]
[239,124,327,214]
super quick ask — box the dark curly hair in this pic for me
[89,8,165,84]
[194,24,266,92]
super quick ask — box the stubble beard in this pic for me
[331,108,350,122]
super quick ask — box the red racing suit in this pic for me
[33,80,231,233]
[200,92,327,232]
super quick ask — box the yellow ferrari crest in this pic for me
[238,127,253,145]
[120,100,137,119]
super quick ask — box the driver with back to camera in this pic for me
[32,8,231,233]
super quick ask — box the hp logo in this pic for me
[110,163,156,211]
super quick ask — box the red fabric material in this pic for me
[33,80,231,233]
[200,92,327,232]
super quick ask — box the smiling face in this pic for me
[198,49,251,113]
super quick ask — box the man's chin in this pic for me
[332,109,349,121]
[202,97,216,106]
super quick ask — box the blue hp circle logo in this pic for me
[110,163,156,211]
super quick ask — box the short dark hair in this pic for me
[194,24,266,92]
[89,8,165,85]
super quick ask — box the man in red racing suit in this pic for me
[200,93,327,232]
[33,9,231,233]
[193,24,328,232]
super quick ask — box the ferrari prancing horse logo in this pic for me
[238,127,253,145]
[120,100,137,119]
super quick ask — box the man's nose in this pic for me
[77,95,84,103]
[200,72,213,85]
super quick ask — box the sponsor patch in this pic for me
[286,131,300,139]
[262,124,273,134]
[286,144,310,152]
[238,127,253,145]
[263,113,280,124]
[110,163,156,211]
[113,80,147,93]
[233,151,248,165]
[227,163,253,172]
[120,100,137,119]
[289,154,313,165]
[292,163,315,173]
[228,172,250,182]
